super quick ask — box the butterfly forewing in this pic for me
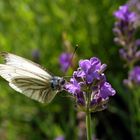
[0,52,62,104]
[1,52,52,79]
[0,64,48,82]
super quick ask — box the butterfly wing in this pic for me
[11,77,57,103]
[0,64,56,104]
[0,52,52,78]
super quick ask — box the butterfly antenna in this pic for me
[65,44,78,72]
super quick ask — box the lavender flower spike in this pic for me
[65,57,116,113]
[113,4,140,66]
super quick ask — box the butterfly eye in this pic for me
[60,79,65,85]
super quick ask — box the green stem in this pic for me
[86,110,92,140]
[132,88,140,139]
[85,86,92,140]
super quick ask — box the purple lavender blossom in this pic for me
[65,57,116,112]
[130,66,140,83]
[66,77,82,95]
[113,4,140,65]
[100,82,116,99]
[114,5,136,22]
[124,66,140,87]
[78,57,107,84]
[59,52,72,72]
[114,4,137,45]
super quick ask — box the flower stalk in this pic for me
[86,110,92,140]
[86,89,92,140]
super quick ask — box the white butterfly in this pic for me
[0,52,66,104]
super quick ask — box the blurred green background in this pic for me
[0,0,135,140]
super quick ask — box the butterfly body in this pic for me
[0,52,65,104]
[50,76,65,91]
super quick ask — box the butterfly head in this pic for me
[51,76,66,91]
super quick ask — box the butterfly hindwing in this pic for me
[0,64,56,103]
[11,77,57,103]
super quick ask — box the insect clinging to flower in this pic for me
[0,52,66,104]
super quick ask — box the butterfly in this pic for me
[0,52,66,104]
